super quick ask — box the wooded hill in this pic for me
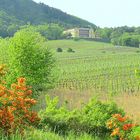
[0,0,96,37]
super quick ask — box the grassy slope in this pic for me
[48,39,139,57]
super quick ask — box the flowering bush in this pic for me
[106,113,138,139]
[0,65,40,135]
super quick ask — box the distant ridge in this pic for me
[0,0,96,28]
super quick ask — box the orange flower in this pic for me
[18,77,26,85]
[8,90,14,96]
[0,85,6,91]
[10,107,16,112]
[0,74,39,135]
[20,86,27,91]
[16,92,24,96]
[11,83,17,89]
[112,114,127,122]
[136,136,140,140]
[26,90,32,95]
[107,120,113,129]
[0,91,5,97]
[117,116,127,122]
[17,97,23,101]
[25,98,37,104]
[12,102,17,107]
[111,128,119,136]
[123,124,133,131]
[30,99,37,104]
[16,85,21,90]
[112,114,121,118]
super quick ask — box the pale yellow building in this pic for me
[64,28,95,38]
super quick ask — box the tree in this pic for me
[7,29,55,95]
[119,33,140,47]
[96,27,112,39]
[46,24,64,40]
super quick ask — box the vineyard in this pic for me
[48,39,140,95]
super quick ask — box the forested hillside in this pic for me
[0,0,96,37]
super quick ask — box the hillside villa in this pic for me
[64,28,95,38]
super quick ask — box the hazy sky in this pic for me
[33,0,140,27]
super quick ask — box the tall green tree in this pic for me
[7,29,55,95]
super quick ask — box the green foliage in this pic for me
[0,129,110,140]
[20,24,64,40]
[96,26,140,48]
[56,48,63,52]
[119,33,140,47]
[0,10,23,37]
[39,96,124,136]
[135,69,140,77]
[129,126,140,139]
[0,37,10,64]
[96,28,112,39]
[7,29,55,94]
[46,24,64,40]
[67,48,75,53]
[0,130,23,140]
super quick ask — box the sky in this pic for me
[33,0,140,28]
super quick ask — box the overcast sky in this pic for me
[33,0,140,27]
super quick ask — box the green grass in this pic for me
[0,129,110,140]
[47,39,140,95]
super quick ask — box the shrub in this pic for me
[136,50,140,53]
[56,48,63,52]
[101,51,106,53]
[67,48,75,53]
[0,65,40,135]
[39,96,124,136]
[7,29,55,94]
[80,99,124,135]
